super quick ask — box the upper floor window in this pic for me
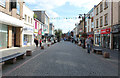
[96,19,99,28]
[17,1,20,15]
[104,14,108,26]
[104,0,108,9]
[25,15,27,21]
[96,7,99,15]
[0,0,5,7]
[100,16,103,27]
[31,18,32,24]
[28,16,30,23]
[100,3,103,12]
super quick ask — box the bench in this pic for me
[0,52,25,64]
[93,48,103,55]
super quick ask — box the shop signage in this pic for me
[38,29,42,35]
[101,28,110,34]
[79,29,82,32]
[95,30,100,34]
[24,27,33,33]
[112,25,120,33]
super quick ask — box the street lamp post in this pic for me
[79,13,91,49]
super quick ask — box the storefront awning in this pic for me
[0,12,24,27]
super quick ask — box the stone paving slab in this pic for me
[0,42,51,58]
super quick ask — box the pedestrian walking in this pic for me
[86,37,92,54]
[40,39,42,47]
[34,38,38,47]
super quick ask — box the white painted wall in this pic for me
[22,4,34,46]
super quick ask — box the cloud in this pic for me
[51,19,80,33]
[25,0,102,33]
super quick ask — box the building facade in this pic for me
[34,11,50,37]
[22,3,34,46]
[0,0,24,49]
[94,0,113,49]
[86,7,95,39]
[111,1,120,50]
[49,23,55,36]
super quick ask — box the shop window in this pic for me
[104,14,108,26]
[0,24,8,48]
[0,0,5,7]
[100,16,103,27]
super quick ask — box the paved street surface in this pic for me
[2,41,118,76]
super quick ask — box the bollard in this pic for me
[41,46,44,50]
[103,52,110,58]
[48,44,50,47]
[26,50,32,56]
[51,43,54,45]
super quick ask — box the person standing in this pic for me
[36,38,38,47]
[34,38,38,47]
[86,37,92,54]
[39,39,42,47]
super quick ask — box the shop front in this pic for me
[0,12,24,49]
[23,26,34,46]
[112,24,120,51]
[101,28,111,49]
[94,30,101,46]
[0,24,8,49]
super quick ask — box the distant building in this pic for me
[33,10,50,36]
[85,7,95,39]
[49,23,55,36]
[22,3,34,46]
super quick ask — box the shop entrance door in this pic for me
[113,34,119,50]
[12,27,16,47]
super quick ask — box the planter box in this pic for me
[26,50,32,56]
[48,44,50,47]
[103,52,110,58]
[41,46,44,49]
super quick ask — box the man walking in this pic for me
[86,37,92,54]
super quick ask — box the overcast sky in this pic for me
[25,0,102,33]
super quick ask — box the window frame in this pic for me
[100,3,103,13]
[28,16,30,23]
[0,0,6,8]
[17,0,20,15]
[25,14,27,21]
[104,13,108,26]
[96,19,99,28]
[104,0,108,10]
[100,16,103,27]
[96,7,99,15]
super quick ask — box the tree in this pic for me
[34,14,37,18]
[54,29,62,38]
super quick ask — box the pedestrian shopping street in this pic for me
[2,41,118,76]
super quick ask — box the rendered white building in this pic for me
[22,3,34,46]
